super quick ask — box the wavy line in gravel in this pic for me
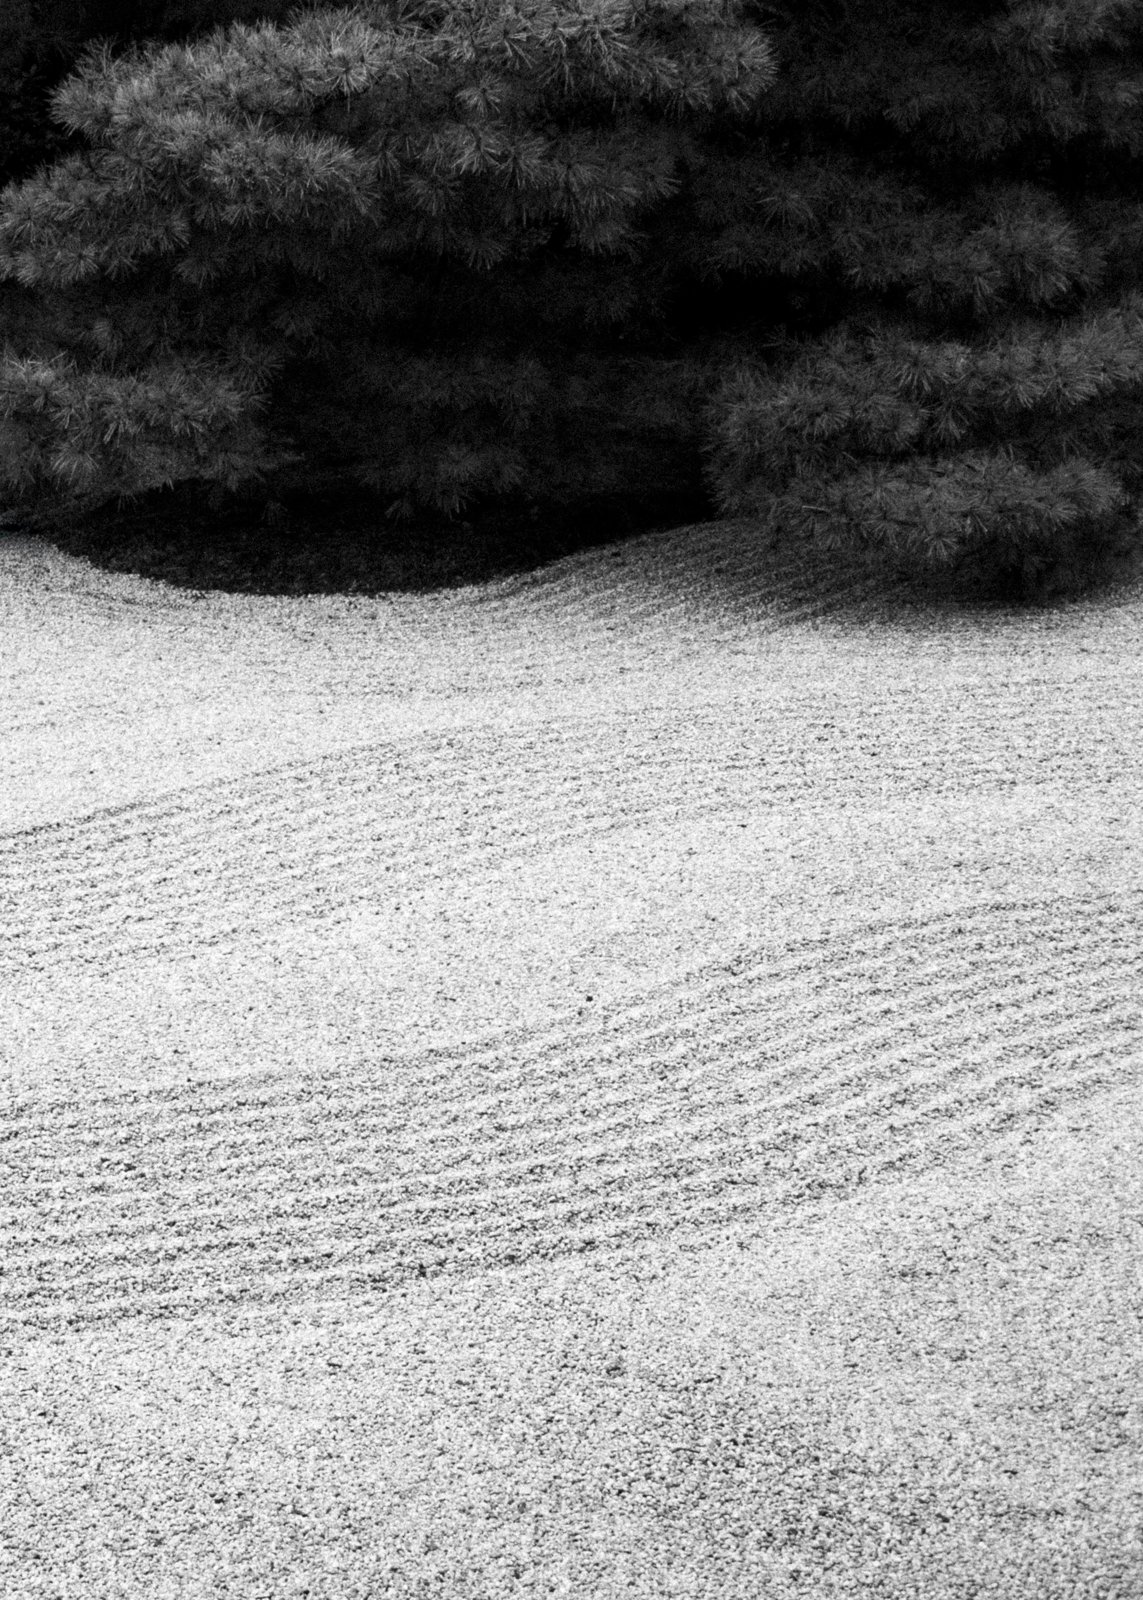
[3,668,1141,974]
[0,518,908,658]
[3,888,1138,1334]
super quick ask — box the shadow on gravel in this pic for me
[7,477,1143,617]
[11,479,722,599]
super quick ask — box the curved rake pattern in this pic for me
[2,674,1139,976]
[3,891,1139,1333]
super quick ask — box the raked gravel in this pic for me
[1,517,1142,1599]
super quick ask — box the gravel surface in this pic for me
[1,518,1142,1598]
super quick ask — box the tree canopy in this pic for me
[2,0,1142,601]
[0,0,780,527]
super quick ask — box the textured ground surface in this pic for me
[1,519,1142,1598]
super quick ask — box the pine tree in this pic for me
[1,4,304,197]
[0,0,782,536]
[3,0,1143,604]
[696,0,1143,601]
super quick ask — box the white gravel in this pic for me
[1,518,1142,1599]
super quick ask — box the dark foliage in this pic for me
[0,2,303,193]
[3,0,1143,603]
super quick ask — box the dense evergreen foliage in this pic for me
[0,0,779,538]
[0,4,304,195]
[699,0,1143,601]
[2,0,1142,602]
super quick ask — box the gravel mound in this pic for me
[1,518,1141,1598]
